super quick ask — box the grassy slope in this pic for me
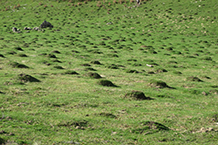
[0,0,218,144]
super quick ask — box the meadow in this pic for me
[0,0,218,144]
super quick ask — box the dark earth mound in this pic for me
[124,91,153,100]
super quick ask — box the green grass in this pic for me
[0,0,218,144]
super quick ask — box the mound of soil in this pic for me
[63,70,79,75]
[58,120,88,128]
[132,121,170,134]
[86,72,101,79]
[155,68,168,73]
[126,69,139,73]
[9,62,29,68]
[97,112,117,118]
[17,73,40,83]
[90,60,101,65]
[186,76,203,82]
[149,80,170,88]
[0,54,5,58]
[97,80,117,87]
[124,91,152,100]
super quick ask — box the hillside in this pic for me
[0,0,218,144]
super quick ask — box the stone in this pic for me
[12,27,21,33]
[33,27,39,31]
[24,27,31,30]
[12,27,17,32]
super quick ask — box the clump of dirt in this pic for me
[72,50,79,53]
[155,68,168,73]
[84,67,96,71]
[86,72,101,79]
[186,76,203,82]
[201,75,211,79]
[156,94,171,98]
[106,54,119,57]
[52,59,62,63]
[97,112,117,118]
[132,63,142,66]
[126,69,139,73]
[194,127,215,133]
[141,121,170,130]
[173,71,182,75]
[209,89,218,95]
[53,65,64,69]
[0,54,5,58]
[201,56,213,61]
[7,51,17,55]
[9,62,29,68]
[47,54,56,58]
[212,113,218,122]
[17,53,28,57]
[40,20,53,28]
[124,91,152,100]
[0,91,5,94]
[58,120,88,129]
[148,80,170,88]
[17,73,40,83]
[0,137,5,144]
[97,80,117,87]
[147,71,155,74]
[81,63,91,66]
[90,60,101,65]
[132,121,170,134]
[14,47,23,51]
[107,64,121,69]
[51,50,60,54]
[62,70,79,75]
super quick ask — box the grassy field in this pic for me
[0,0,218,144]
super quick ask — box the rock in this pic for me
[33,27,39,31]
[195,127,215,133]
[208,127,214,131]
[12,27,17,32]
[12,27,21,33]
[124,91,153,100]
[106,22,113,25]
[17,73,40,83]
[40,20,53,28]
[24,27,31,30]
[146,64,153,67]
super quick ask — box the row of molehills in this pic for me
[12,20,53,33]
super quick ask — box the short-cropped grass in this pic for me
[0,0,218,144]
